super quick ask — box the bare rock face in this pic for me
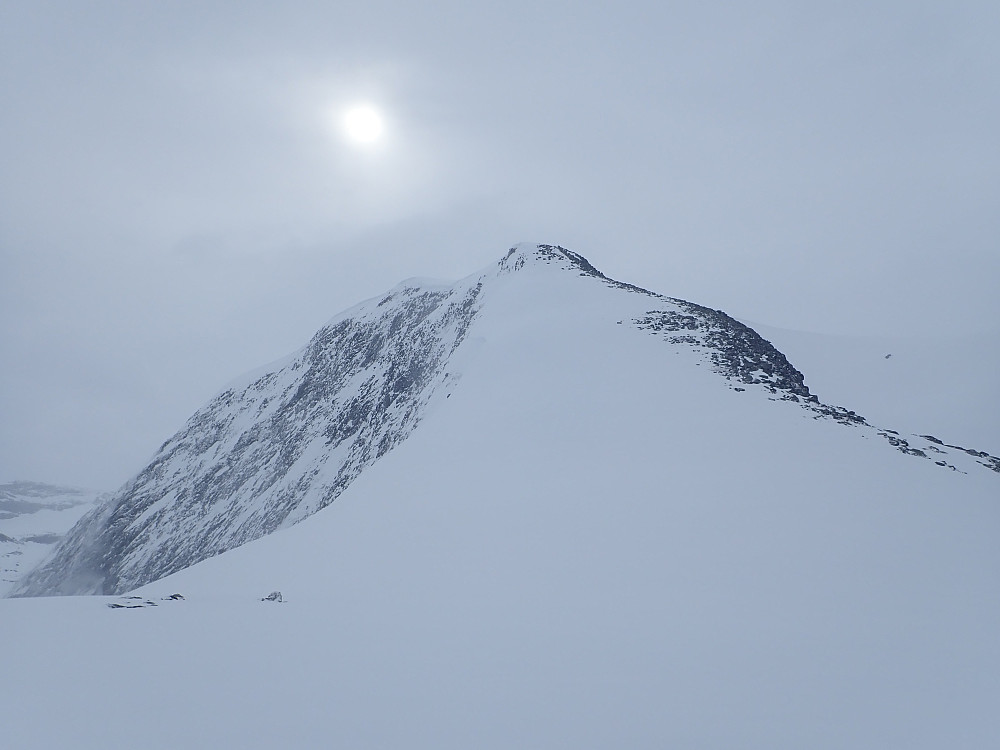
[15,276,483,596]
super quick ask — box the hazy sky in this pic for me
[2,1,998,489]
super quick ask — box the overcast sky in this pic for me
[2,1,998,489]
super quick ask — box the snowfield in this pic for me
[3,245,998,749]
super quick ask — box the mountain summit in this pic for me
[13,244,998,597]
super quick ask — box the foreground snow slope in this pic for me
[3,245,998,749]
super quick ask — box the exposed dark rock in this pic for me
[107,595,158,609]
[635,306,815,401]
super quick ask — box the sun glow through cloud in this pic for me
[342,105,384,144]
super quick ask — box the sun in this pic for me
[342,105,384,144]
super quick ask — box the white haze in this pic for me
[2,1,999,488]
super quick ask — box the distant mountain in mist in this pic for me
[0,481,104,597]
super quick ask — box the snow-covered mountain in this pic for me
[0,481,104,597]
[13,244,998,597]
[4,244,999,749]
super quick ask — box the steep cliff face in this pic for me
[14,244,997,596]
[15,274,484,595]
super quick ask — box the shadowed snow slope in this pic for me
[4,244,998,748]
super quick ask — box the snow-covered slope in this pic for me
[0,481,104,597]
[13,244,998,598]
[2,243,998,749]
[750,323,1000,456]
